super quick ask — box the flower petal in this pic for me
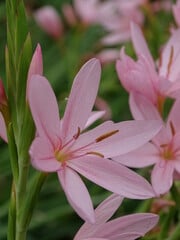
[0,113,7,142]
[68,156,155,199]
[114,142,158,168]
[91,120,162,157]
[96,213,159,239]
[28,75,60,144]
[75,194,123,240]
[151,160,174,195]
[58,167,95,223]
[62,58,101,141]
[29,137,60,172]
[130,22,154,68]
[85,111,105,129]
[129,93,162,121]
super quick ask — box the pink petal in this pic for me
[68,156,155,199]
[71,120,161,158]
[85,111,105,129]
[0,113,7,142]
[29,137,61,172]
[173,1,180,26]
[130,22,154,68]
[75,194,123,240]
[28,75,60,144]
[116,50,157,103]
[114,142,158,168]
[62,59,101,141]
[58,167,95,223]
[91,120,162,157]
[129,93,162,121]
[26,44,43,101]
[101,31,130,45]
[151,160,174,195]
[96,213,159,239]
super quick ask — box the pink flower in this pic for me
[28,58,162,223]
[73,0,99,24]
[116,22,180,113]
[99,0,145,46]
[173,0,180,27]
[114,93,180,195]
[74,193,159,240]
[34,6,63,39]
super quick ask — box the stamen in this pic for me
[73,127,81,139]
[160,144,168,148]
[96,130,119,142]
[170,121,175,136]
[167,46,174,77]
[86,151,104,158]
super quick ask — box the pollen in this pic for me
[160,144,175,160]
[54,149,68,163]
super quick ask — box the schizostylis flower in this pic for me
[28,58,162,222]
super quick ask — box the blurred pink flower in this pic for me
[28,58,162,223]
[34,6,63,39]
[73,0,145,45]
[173,0,180,27]
[74,193,159,240]
[73,0,99,24]
[116,22,180,114]
[62,4,77,26]
[96,49,120,64]
[99,0,145,46]
[114,93,180,195]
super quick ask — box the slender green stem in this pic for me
[158,207,176,240]
[16,172,47,240]
[8,183,16,240]
[167,221,180,240]
[7,123,19,186]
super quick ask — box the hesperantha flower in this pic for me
[116,22,180,114]
[28,58,162,223]
[74,193,159,240]
[114,93,180,196]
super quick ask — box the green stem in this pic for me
[8,183,16,240]
[167,222,180,240]
[16,172,47,240]
[158,207,176,240]
[7,123,19,186]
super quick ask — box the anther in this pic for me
[167,46,174,77]
[86,151,104,158]
[73,127,81,139]
[96,130,119,142]
[170,121,175,136]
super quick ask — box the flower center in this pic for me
[54,127,119,163]
[160,144,175,161]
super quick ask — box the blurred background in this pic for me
[0,0,176,239]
